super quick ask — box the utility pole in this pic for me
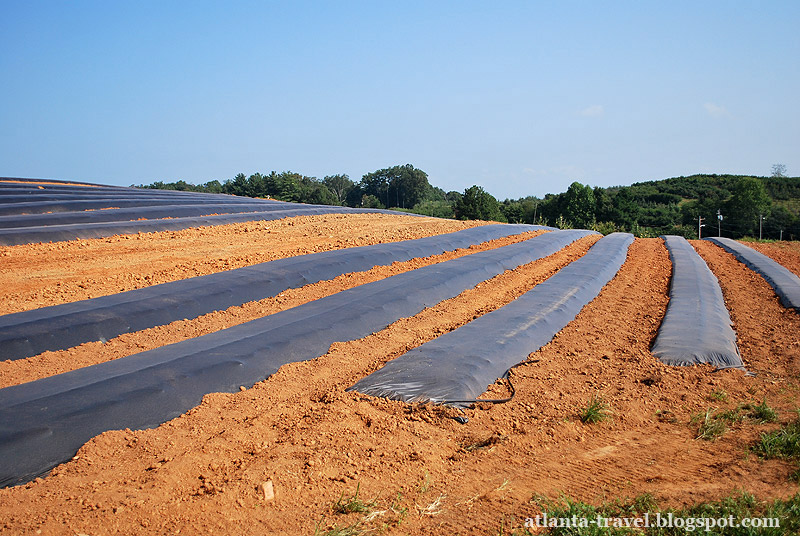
[717,209,722,237]
[759,214,764,240]
[780,229,783,241]
[698,216,705,239]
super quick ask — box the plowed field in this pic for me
[1,214,799,535]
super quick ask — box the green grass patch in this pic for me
[739,237,779,244]
[333,483,374,514]
[693,399,779,441]
[580,394,611,424]
[752,412,800,460]
[710,389,729,402]
[313,521,363,536]
[694,408,728,441]
[741,399,779,424]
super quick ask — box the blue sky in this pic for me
[1,1,798,199]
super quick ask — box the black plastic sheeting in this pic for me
[0,179,417,244]
[705,237,800,313]
[0,202,315,228]
[0,181,216,199]
[349,233,634,407]
[0,188,226,199]
[0,177,107,187]
[0,196,269,214]
[0,205,406,246]
[0,177,106,186]
[651,236,742,368]
[0,224,551,361]
[0,229,594,486]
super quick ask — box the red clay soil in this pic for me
[741,240,800,276]
[1,220,799,536]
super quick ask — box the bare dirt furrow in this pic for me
[0,235,601,535]
[0,213,484,314]
[0,230,545,388]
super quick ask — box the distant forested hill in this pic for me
[498,174,800,239]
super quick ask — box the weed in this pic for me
[313,518,363,536]
[709,388,728,402]
[579,394,610,424]
[417,470,432,493]
[753,416,800,459]
[388,492,408,525]
[716,408,743,424]
[742,398,778,423]
[695,408,727,441]
[333,484,374,515]
[694,399,777,442]
[317,487,407,535]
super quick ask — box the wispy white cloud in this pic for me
[578,105,604,117]
[704,102,731,118]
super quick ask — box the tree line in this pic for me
[136,168,800,240]
[137,165,461,216]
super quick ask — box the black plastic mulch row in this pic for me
[0,202,314,228]
[705,237,800,313]
[0,195,273,214]
[650,236,742,368]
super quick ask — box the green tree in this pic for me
[454,185,506,221]
[344,184,365,207]
[322,174,354,205]
[303,182,338,205]
[611,188,641,228]
[201,180,223,193]
[276,172,302,202]
[500,200,522,223]
[359,164,431,209]
[562,181,596,228]
[359,194,383,208]
[223,173,249,197]
[725,176,772,236]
